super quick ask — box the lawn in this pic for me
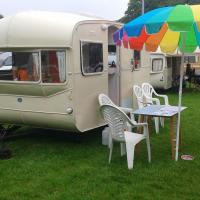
[0,90,200,200]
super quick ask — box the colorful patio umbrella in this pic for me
[114,4,200,161]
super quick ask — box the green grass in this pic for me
[1,90,200,200]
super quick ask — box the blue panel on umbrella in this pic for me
[146,7,173,34]
[124,7,170,37]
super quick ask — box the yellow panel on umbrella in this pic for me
[160,29,180,53]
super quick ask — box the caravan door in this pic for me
[107,40,133,107]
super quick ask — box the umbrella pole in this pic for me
[175,33,186,161]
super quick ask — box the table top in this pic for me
[133,105,187,117]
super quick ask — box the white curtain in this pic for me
[32,53,39,80]
[56,51,66,82]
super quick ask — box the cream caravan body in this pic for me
[0,11,150,132]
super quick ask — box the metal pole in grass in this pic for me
[175,32,186,161]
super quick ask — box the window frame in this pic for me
[151,58,164,73]
[80,40,104,76]
[40,49,67,85]
[0,50,41,84]
[0,49,68,85]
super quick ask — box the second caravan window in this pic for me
[81,42,103,74]
[41,51,66,83]
[152,58,163,72]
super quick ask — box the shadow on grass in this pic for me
[3,125,105,146]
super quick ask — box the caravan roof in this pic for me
[0,11,107,48]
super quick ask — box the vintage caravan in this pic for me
[0,11,150,132]
[149,52,200,90]
[149,53,180,90]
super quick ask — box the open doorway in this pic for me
[107,25,120,105]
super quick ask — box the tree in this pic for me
[120,0,200,23]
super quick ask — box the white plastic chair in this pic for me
[133,85,160,134]
[98,93,135,155]
[98,93,134,121]
[100,104,151,170]
[142,82,169,128]
[133,85,145,109]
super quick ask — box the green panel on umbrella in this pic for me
[178,27,197,53]
[167,5,194,32]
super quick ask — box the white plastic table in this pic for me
[133,105,187,160]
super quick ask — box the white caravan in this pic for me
[150,53,180,90]
[0,11,150,132]
[149,52,200,90]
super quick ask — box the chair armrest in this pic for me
[155,94,169,105]
[146,97,160,105]
[128,118,148,128]
[133,122,148,127]
[119,107,133,114]
[153,91,169,105]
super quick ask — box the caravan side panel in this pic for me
[120,49,150,109]
[120,48,133,108]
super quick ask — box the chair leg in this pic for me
[127,124,132,132]
[160,117,164,128]
[154,117,159,134]
[109,141,113,163]
[120,143,126,156]
[143,126,151,163]
[138,115,141,123]
[108,130,112,148]
[146,136,151,163]
[125,142,135,170]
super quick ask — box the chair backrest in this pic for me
[142,83,155,104]
[133,85,144,109]
[100,104,130,142]
[98,93,115,106]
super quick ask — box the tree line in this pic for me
[120,0,200,23]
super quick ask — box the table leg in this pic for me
[170,116,175,160]
[137,115,144,133]
[147,116,152,135]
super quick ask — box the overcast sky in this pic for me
[0,0,129,20]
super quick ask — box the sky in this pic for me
[0,0,129,20]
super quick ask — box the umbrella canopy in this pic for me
[114,4,200,53]
[114,4,200,161]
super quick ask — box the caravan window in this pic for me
[0,52,39,81]
[41,51,66,83]
[184,55,197,63]
[152,58,163,72]
[108,45,116,66]
[81,42,103,74]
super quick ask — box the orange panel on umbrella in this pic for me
[128,28,149,50]
[145,23,168,52]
